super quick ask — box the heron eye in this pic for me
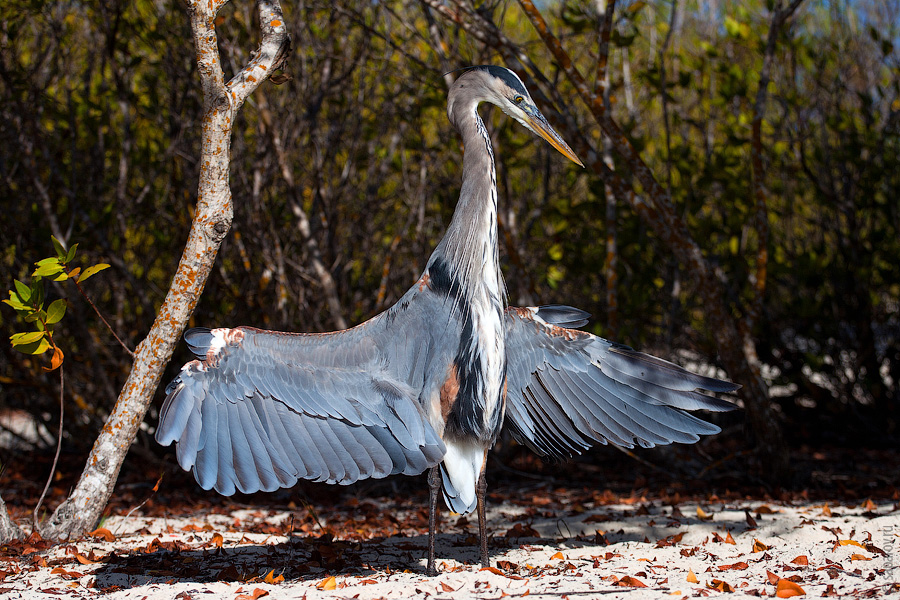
[514,95,525,104]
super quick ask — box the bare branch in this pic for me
[227,0,292,109]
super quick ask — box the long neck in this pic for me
[429,100,502,302]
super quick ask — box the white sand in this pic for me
[1,500,898,598]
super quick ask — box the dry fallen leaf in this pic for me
[697,507,713,521]
[820,504,832,517]
[861,499,877,511]
[550,551,564,560]
[317,576,337,591]
[775,578,806,597]
[724,531,736,545]
[766,571,781,585]
[74,552,97,565]
[616,575,648,588]
[838,539,864,548]
[212,532,224,548]
[480,567,506,576]
[263,569,284,584]
[709,579,735,592]
[791,555,809,566]
[88,527,115,542]
[687,569,699,583]
[440,582,455,592]
[234,588,268,600]
[755,505,775,514]
[752,539,769,552]
[849,553,871,561]
[718,562,749,571]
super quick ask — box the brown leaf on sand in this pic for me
[317,576,337,591]
[89,527,115,542]
[838,539,864,548]
[718,562,749,571]
[766,571,781,585]
[687,569,699,583]
[74,552,97,565]
[820,504,832,517]
[263,570,284,584]
[791,555,809,566]
[616,575,648,588]
[709,579,735,592]
[849,553,871,561]
[211,532,224,548]
[724,531,736,545]
[755,505,775,514]
[775,579,806,597]
[235,589,268,600]
[550,551,565,560]
[480,567,506,576]
[697,507,713,521]
[752,539,769,552]
[440,582,455,592]
[745,510,758,529]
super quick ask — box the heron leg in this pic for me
[427,465,441,576]
[476,452,489,568]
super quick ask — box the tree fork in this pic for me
[37,0,290,540]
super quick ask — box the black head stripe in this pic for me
[481,65,528,96]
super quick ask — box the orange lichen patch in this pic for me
[440,363,460,421]
[271,19,282,27]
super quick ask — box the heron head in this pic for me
[452,66,583,167]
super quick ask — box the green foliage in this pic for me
[4,236,109,370]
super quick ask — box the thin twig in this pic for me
[69,270,135,358]
[33,363,64,532]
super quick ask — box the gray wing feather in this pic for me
[157,315,446,496]
[504,307,738,460]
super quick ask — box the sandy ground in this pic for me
[1,498,898,599]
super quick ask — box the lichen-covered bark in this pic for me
[39,0,290,540]
[0,496,22,543]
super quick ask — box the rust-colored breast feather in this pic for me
[439,363,460,422]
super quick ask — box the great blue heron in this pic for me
[156,65,737,574]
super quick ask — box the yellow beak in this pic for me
[525,112,584,167]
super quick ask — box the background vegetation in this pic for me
[1,0,898,494]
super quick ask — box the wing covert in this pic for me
[504,306,738,460]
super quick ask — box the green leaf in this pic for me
[15,336,52,355]
[11,331,45,345]
[66,243,79,263]
[31,280,44,308]
[35,257,59,267]
[46,299,67,325]
[13,280,31,302]
[51,236,66,259]
[49,271,69,282]
[77,263,110,283]
[3,298,28,311]
[33,262,64,278]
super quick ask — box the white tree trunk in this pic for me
[37,0,291,540]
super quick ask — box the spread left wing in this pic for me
[504,306,738,460]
